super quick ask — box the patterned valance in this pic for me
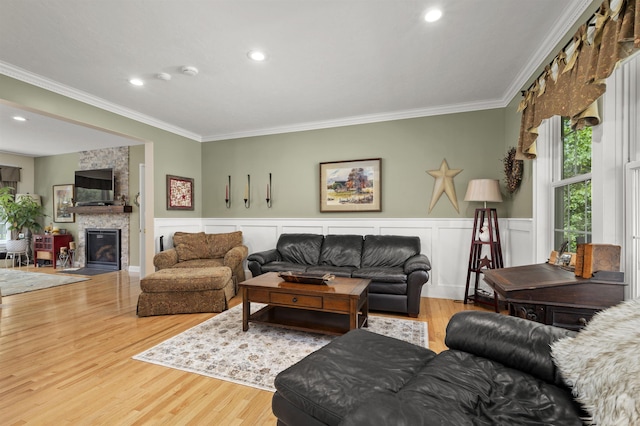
[518,0,639,159]
[0,166,21,182]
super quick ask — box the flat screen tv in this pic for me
[74,168,115,206]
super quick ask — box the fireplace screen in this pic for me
[85,228,121,270]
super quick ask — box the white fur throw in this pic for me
[551,298,640,426]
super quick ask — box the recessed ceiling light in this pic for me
[12,116,27,122]
[424,9,442,23]
[248,50,266,61]
[129,78,144,86]
[181,66,199,76]
[156,72,172,81]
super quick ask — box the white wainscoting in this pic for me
[154,217,534,300]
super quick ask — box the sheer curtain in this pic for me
[518,0,639,158]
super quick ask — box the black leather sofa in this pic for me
[272,311,584,426]
[247,233,431,317]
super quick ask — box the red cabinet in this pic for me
[34,234,74,269]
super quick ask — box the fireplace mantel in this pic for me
[68,205,133,214]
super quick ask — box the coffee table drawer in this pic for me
[271,292,323,309]
[246,288,271,304]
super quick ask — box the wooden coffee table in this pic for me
[239,272,370,335]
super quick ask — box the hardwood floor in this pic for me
[0,267,486,424]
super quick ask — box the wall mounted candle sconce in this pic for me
[244,174,250,208]
[225,175,231,208]
[266,173,272,208]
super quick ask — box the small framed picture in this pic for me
[166,175,194,210]
[319,158,381,212]
[53,184,75,223]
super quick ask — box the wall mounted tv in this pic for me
[74,168,115,206]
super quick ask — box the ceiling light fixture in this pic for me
[248,50,266,62]
[181,66,199,76]
[424,9,443,23]
[12,116,27,122]
[129,78,144,86]
[156,72,171,81]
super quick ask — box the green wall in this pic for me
[128,145,144,265]
[503,97,533,218]
[203,109,509,218]
[0,74,202,218]
[34,152,79,235]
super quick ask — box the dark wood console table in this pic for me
[482,263,625,330]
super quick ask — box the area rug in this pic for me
[133,303,428,392]
[0,269,89,296]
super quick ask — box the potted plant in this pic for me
[0,186,46,253]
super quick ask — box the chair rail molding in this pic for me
[154,217,534,300]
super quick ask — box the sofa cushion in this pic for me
[353,266,406,283]
[274,329,435,426]
[368,281,407,295]
[206,230,243,258]
[277,233,324,265]
[140,267,232,292]
[319,235,363,268]
[173,232,208,262]
[361,235,420,268]
[169,258,224,269]
[262,262,308,274]
[306,265,356,278]
[339,350,583,426]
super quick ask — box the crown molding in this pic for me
[203,99,504,142]
[501,0,595,106]
[0,61,202,142]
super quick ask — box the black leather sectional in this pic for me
[247,233,431,317]
[272,311,585,426]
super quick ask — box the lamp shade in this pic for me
[16,193,41,206]
[464,179,502,203]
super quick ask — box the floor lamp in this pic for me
[463,179,504,311]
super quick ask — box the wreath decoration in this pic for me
[503,147,523,194]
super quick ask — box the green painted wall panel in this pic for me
[34,153,79,235]
[203,109,509,218]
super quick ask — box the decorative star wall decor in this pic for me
[427,159,462,213]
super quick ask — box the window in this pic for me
[533,55,637,296]
[552,117,592,252]
[0,222,8,242]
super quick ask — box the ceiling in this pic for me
[0,0,593,157]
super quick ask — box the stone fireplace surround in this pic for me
[74,147,130,269]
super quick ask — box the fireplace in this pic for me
[85,228,121,270]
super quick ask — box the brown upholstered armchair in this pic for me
[153,231,248,285]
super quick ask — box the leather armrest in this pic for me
[404,254,431,274]
[406,270,429,317]
[247,249,281,265]
[445,311,577,385]
[153,248,178,270]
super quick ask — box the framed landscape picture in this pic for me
[53,184,75,223]
[319,158,381,212]
[166,175,194,210]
